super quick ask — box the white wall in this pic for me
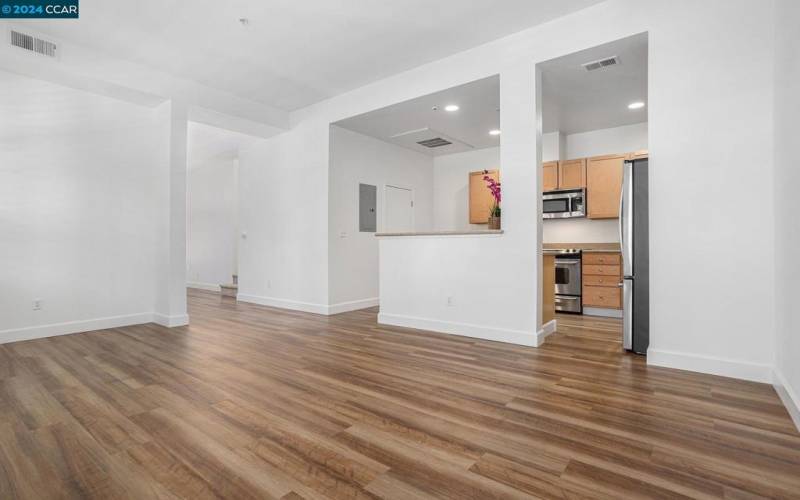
[239,0,776,383]
[187,157,238,290]
[328,126,433,309]
[773,0,800,428]
[0,71,163,341]
[566,122,648,158]
[433,147,499,231]
[237,119,330,313]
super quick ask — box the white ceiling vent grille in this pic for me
[417,137,452,148]
[10,30,57,58]
[582,55,619,71]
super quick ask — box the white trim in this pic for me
[0,312,153,344]
[773,369,800,432]
[378,312,538,346]
[152,313,190,327]
[583,307,623,319]
[537,319,557,344]
[328,298,379,315]
[647,348,773,383]
[237,293,329,315]
[187,281,221,292]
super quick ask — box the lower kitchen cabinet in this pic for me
[582,252,622,309]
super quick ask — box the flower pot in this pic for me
[488,215,501,230]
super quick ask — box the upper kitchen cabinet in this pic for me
[558,158,586,190]
[469,169,499,224]
[543,161,559,192]
[587,154,625,219]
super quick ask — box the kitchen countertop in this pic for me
[376,230,504,237]
[543,242,620,253]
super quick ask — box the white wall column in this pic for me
[499,60,542,333]
[154,100,189,326]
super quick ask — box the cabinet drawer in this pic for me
[583,253,620,265]
[583,264,621,276]
[583,285,621,308]
[584,275,621,287]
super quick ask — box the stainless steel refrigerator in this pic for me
[620,158,649,354]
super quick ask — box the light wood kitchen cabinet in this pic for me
[583,286,622,309]
[558,158,586,190]
[543,161,559,192]
[582,252,622,309]
[586,154,625,219]
[469,169,499,224]
[542,254,555,325]
[626,149,649,160]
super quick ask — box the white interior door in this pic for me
[385,185,414,232]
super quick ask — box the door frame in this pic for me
[382,183,415,232]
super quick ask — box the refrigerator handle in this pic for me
[622,278,633,350]
[618,171,624,254]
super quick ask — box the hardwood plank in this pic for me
[0,291,796,499]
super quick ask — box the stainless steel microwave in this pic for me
[542,188,586,219]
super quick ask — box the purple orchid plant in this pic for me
[482,170,501,218]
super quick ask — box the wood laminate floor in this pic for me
[1,290,799,499]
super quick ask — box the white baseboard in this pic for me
[537,319,557,344]
[238,293,378,316]
[153,313,189,327]
[187,281,221,292]
[237,293,329,315]
[773,369,800,432]
[378,312,538,347]
[583,307,623,318]
[0,312,154,345]
[328,298,379,315]
[647,348,773,383]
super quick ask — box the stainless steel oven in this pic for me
[543,189,586,219]
[554,250,582,313]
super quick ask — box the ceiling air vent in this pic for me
[582,55,619,71]
[10,30,57,58]
[417,137,452,148]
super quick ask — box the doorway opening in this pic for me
[537,33,649,353]
[186,122,257,301]
[327,75,500,312]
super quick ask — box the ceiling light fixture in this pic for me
[628,101,645,110]
[489,129,501,136]
[444,104,459,112]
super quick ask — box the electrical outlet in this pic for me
[33,299,42,310]
[267,280,271,289]
[446,296,454,307]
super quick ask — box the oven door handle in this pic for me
[555,259,581,265]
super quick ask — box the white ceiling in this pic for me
[334,76,499,157]
[24,0,602,111]
[187,121,259,168]
[541,32,648,134]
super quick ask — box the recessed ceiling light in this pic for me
[444,104,459,112]
[628,101,645,110]
[489,129,501,136]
